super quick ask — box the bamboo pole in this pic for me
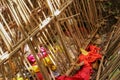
[0,23,12,51]
[6,0,26,37]
[67,6,85,44]
[96,26,116,80]
[0,12,14,39]
[14,55,26,80]
[1,65,6,80]
[44,27,70,70]
[33,35,57,79]
[81,0,93,32]
[59,21,78,58]
[47,25,69,72]
[21,0,39,25]
[28,41,50,80]
[38,35,65,73]
[23,55,36,80]
[39,32,67,73]
[55,18,71,64]
[73,1,89,39]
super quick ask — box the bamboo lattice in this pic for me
[0,0,102,80]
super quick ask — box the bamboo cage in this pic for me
[0,0,103,80]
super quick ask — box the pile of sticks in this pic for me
[0,0,102,80]
[96,18,120,80]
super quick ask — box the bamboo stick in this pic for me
[96,26,116,80]
[44,27,70,70]
[33,35,56,79]
[100,55,120,80]
[0,46,4,55]
[73,1,89,39]
[14,55,26,80]
[38,36,65,73]
[67,6,85,43]
[47,25,70,72]
[23,55,36,80]
[46,0,54,14]
[81,0,93,32]
[8,59,16,79]
[6,1,26,37]
[39,32,67,73]
[28,41,50,80]
[0,12,14,39]
[0,23,12,51]
[1,65,6,80]
[21,0,39,25]
[55,19,71,63]
[59,21,79,58]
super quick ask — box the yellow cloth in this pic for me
[32,65,40,73]
[14,77,28,80]
[55,45,62,52]
[48,45,62,53]
[80,48,88,55]
[28,65,40,73]
[17,77,23,80]
[43,57,52,66]
[51,65,57,71]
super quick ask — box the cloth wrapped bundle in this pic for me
[57,45,102,80]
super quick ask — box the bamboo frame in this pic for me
[0,0,102,80]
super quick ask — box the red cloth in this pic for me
[57,45,102,80]
[74,66,92,80]
[79,45,102,66]
[79,52,101,66]
[57,66,92,80]
[36,72,43,80]
[57,76,82,80]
